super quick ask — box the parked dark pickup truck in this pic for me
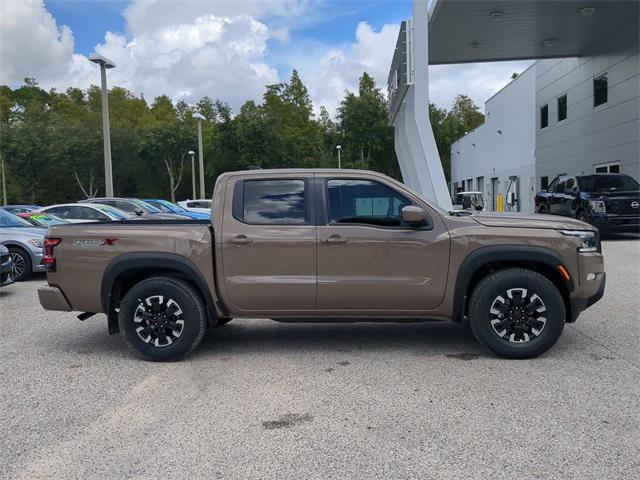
[39,169,605,361]
[535,173,640,232]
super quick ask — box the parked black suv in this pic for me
[535,173,640,232]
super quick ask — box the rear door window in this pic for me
[45,206,72,218]
[115,201,137,212]
[240,179,307,225]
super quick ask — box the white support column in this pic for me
[393,0,453,211]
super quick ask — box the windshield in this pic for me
[0,209,33,227]
[94,205,130,220]
[147,200,189,214]
[23,214,69,226]
[133,200,162,213]
[578,174,639,192]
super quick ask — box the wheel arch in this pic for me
[453,245,574,323]
[101,252,217,333]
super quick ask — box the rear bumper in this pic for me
[38,286,72,311]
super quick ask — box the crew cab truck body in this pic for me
[535,173,640,232]
[39,169,605,360]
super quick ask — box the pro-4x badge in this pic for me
[72,238,118,247]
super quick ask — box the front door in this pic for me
[550,176,567,215]
[315,177,450,313]
[220,176,317,313]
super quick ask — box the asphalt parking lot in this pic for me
[1,236,639,480]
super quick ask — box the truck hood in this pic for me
[472,212,593,230]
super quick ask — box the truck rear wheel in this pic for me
[119,276,207,361]
[468,268,565,359]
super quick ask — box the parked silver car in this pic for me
[0,209,46,281]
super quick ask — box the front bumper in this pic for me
[0,254,13,286]
[38,286,72,311]
[589,213,640,232]
[33,251,46,272]
[568,251,606,322]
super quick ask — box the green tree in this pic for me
[337,72,398,177]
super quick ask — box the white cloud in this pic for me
[123,0,311,36]
[0,1,532,117]
[0,0,75,85]
[288,21,400,115]
[63,15,279,108]
[429,60,533,111]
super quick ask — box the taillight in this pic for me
[44,238,61,272]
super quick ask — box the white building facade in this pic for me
[535,25,639,189]
[452,31,639,213]
[451,65,537,213]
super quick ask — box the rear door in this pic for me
[219,175,317,313]
[315,176,450,313]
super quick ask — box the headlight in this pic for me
[28,239,43,248]
[588,200,606,214]
[559,230,600,253]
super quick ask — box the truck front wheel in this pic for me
[468,268,565,359]
[119,276,207,361]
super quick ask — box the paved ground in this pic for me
[1,236,639,480]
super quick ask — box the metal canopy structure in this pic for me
[389,0,639,211]
[428,0,639,65]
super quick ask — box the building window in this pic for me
[594,73,608,107]
[594,162,620,173]
[557,95,567,121]
[540,105,548,129]
[541,176,549,191]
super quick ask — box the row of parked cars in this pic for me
[0,197,212,283]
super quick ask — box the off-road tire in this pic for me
[468,268,565,359]
[9,246,32,281]
[119,276,207,361]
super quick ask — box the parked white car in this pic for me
[35,203,132,223]
[177,199,212,215]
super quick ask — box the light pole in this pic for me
[188,150,196,199]
[89,53,116,197]
[1,155,7,206]
[193,112,206,198]
[336,145,342,169]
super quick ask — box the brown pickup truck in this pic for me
[39,169,605,361]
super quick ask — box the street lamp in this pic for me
[192,112,206,198]
[336,145,342,169]
[89,53,116,197]
[188,150,196,199]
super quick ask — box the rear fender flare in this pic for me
[101,252,215,319]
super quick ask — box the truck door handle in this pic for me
[230,235,252,245]
[321,234,347,245]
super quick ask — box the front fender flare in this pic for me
[452,245,573,322]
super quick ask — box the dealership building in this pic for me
[451,2,639,213]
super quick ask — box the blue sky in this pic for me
[45,0,414,75]
[4,0,529,114]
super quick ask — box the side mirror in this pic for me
[135,209,144,216]
[401,205,428,226]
